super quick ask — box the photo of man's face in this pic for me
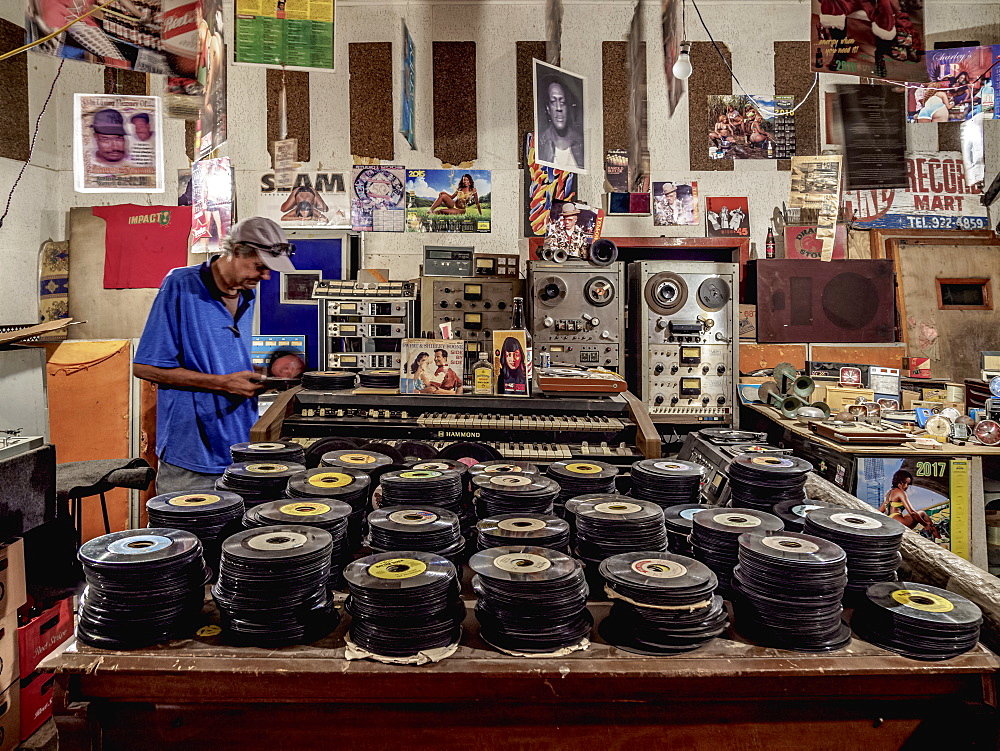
[434,351,448,367]
[132,117,152,141]
[546,82,568,133]
[95,134,126,163]
[560,211,578,231]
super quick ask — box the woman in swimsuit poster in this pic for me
[429,173,482,216]
[879,469,942,540]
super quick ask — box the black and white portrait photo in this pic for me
[532,59,587,174]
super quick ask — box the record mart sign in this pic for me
[842,152,988,231]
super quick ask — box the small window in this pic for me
[281,271,322,305]
[937,278,992,310]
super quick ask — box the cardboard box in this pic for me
[904,357,931,378]
[0,541,25,621]
[825,386,875,413]
[0,614,18,695]
[902,389,921,409]
[17,599,72,680]
[19,672,52,742]
[0,679,20,751]
[738,305,757,341]
[922,388,948,402]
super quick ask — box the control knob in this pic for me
[717,365,726,375]
[542,316,554,328]
[655,318,667,331]
[717,396,726,405]
[654,395,664,406]
[654,364,664,375]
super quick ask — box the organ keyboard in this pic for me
[253,388,660,467]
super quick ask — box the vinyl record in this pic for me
[220,525,333,563]
[468,461,541,479]
[772,499,834,532]
[699,428,767,444]
[286,468,370,508]
[477,513,571,553]
[145,491,246,576]
[396,441,439,462]
[303,437,360,468]
[80,528,203,568]
[661,502,710,555]
[572,496,668,578]
[358,369,401,390]
[546,460,618,514]
[301,371,357,391]
[358,442,407,464]
[472,473,561,517]
[690,508,784,595]
[469,545,579,584]
[230,440,307,465]
[367,505,463,555]
[726,454,812,513]
[320,449,395,472]
[630,459,705,509]
[408,459,470,477]
[435,441,504,464]
[802,507,905,596]
[344,551,458,592]
[218,461,306,504]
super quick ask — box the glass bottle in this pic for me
[472,352,494,395]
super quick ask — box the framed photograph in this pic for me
[281,270,322,305]
[533,59,587,174]
[653,181,699,226]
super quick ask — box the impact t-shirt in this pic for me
[134,259,256,473]
[94,204,192,289]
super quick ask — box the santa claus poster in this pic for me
[811,0,926,80]
[706,197,750,238]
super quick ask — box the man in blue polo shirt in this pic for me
[134,217,296,493]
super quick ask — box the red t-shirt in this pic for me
[94,204,192,289]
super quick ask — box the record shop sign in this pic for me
[842,152,987,230]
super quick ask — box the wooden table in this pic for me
[742,403,995,570]
[44,599,999,750]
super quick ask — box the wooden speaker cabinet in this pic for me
[751,259,896,343]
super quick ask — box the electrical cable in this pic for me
[0,0,119,62]
[0,59,64,231]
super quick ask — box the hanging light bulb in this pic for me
[673,41,693,80]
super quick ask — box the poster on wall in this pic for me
[191,157,233,253]
[258,171,350,227]
[660,0,683,118]
[234,0,335,69]
[400,21,416,149]
[351,166,405,232]
[789,155,842,261]
[493,330,529,397]
[911,46,998,123]
[605,149,630,192]
[707,95,795,160]
[842,151,988,230]
[26,0,199,100]
[856,456,972,556]
[706,197,749,238]
[541,200,604,260]
[405,170,491,233]
[810,0,925,80]
[74,94,164,193]
[837,84,906,190]
[194,0,227,158]
[525,132,578,237]
[653,180,699,226]
[400,339,464,395]
[784,225,847,260]
[532,59,587,174]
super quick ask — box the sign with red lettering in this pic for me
[842,152,987,230]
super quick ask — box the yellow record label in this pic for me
[196,625,222,637]
[891,589,955,613]
[168,493,221,507]
[279,502,332,516]
[339,453,377,465]
[307,472,353,488]
[400,470,441,479]
[247,463,289,473]
[565,463,603,474]
[248,442,286,450]
[368,558,427,580]
[412,462,451,471]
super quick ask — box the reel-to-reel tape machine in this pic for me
[527,261,625,369]
[628,261,739,422]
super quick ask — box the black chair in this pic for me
[56,459,155,546]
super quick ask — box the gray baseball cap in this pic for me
[230,217,296,273]
[92,108,126,135]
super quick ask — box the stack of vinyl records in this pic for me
[546,460,618,516]
[663,503,711,556]
[286,468,371,552]
[731,531,852,652]
[77,529,210,649]
[573,496,668,560]
[727,455,813,512]
[599,552,728,655]
[217,461,306,506]
[690,508,784,595]
[772,499,834,532]
[629,459,704,509]
[471,546,592,654]
[408,459,469,479]
[358,369,401,390]
[476,513,571,553]
[230,440,306,465]
[803,507,905,597]
[242,499,352,587]
[472,473,560,517]
[852,581,982,660]
[321,449,395,474]
[145,491,245,574]
[467,461,540,482]
[367,506,465,562]
[381,469,466,518]
[213,526,337,646]
[301,371,357,391]
[344,552,464,657]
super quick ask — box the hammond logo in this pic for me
[438,431,482,439]
[128,211,172,225]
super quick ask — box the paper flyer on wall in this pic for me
[258,171,350,227]
[542,200,603,260]
[789,155,842,261]
[74,94,164,193]
[234,0,335,69]
[351,166,406,232]
[856,456,972,556]
[524,132,578,237]
[400,21,416,149]
[912,45,998,123]
[653,181,699,226]
[837,84,906,190]
[405,170,491,233]
[707,95,795,160]
[810,0,925,80]
[191,157,233,253]
[194,0,227,158]
[400,339,464,395]
[705,197,749,238]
